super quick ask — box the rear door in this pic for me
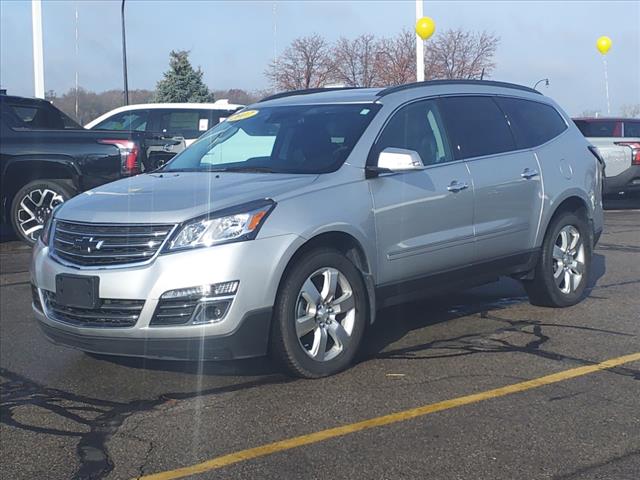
[438,95,543,261]
[369,98,476,288]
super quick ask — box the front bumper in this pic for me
[31,234,303,360]
[35,306,272,360]
[604,165,640,195]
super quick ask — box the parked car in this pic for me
[85,99,244,147]
[573,117,640,196]
[0,94,150,244]
[31,80,603,378]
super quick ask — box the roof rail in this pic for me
[377,79,541,97]
[260,86,363,103]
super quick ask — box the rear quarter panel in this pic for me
[535,120,603,246]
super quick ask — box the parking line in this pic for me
[138,352,640,480]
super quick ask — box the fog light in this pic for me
[191,299,232,325]
[161,281,239,300]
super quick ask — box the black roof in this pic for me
[376,79,541,97]
[258,80,541,104]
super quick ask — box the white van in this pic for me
[86,99,244,146]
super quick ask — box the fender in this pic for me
[536,188,592,247]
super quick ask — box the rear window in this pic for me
[495,97,567,148]
[437,96,516,160]
[6,102,81,130]
[624,121,640,137]
[574,120,621,137]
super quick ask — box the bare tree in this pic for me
[427,29,499,80]
[265,34,334,91]
[332,34,380,87]
[374,30,416,86]
[620,104,640,118]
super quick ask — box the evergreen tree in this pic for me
[155,50,214,103]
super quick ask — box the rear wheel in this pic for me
[10,180,74,245]
[524,210,592,307]
[270,248,367,378]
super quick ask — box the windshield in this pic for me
[162,103,381,174]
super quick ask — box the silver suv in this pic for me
[31,81,604,378]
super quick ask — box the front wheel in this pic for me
[524,210,592,307]
[10,180,75,245]
[270,248,368,378]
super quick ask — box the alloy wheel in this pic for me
[17,188,64,241]
[295,267,356,362]
[552,225,585,294]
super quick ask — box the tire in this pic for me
[524,210,592,307]
[270,248,368,378]
[10,180,75,245]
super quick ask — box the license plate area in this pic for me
[55,274,100,309]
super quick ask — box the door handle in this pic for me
[447,181,469,192]
[521,168,539,179]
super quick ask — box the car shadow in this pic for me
[88,352,283,377]
[360,253,606,361]
[96,254,606,377]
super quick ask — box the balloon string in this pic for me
[602,56,611,115]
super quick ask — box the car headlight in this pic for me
[165,199,275,252]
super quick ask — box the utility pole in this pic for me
[31,0,45,98]
[121,0,129,105]
[416,0,424,82]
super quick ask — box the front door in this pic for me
[369,99,476,287]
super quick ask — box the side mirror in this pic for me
[368,147,425,175]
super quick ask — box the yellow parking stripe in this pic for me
[138,352,640,480]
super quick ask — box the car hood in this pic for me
[56,172,319,224]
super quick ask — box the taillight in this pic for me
[615,142,640,166]
[98,139,140,175]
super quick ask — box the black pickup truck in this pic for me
[1,94,161,244]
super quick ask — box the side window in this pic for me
[496,97,567,148]
[213,109,241,124]
[94,110,149,131]
[573,120,620,137]
[8,102,81,130]
[374,99,452,166]
[158,110,211,138]
[437,96,516,160]
[624,121,640,137]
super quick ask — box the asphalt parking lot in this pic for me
[1,200,638,480]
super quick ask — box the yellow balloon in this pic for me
[596,36,612,55]
[416,16,436,41]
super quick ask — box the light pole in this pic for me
[31,0,45,98]
[121,0,129,105]
[533,78,550,90]
[415,0,424,82]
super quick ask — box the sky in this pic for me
[1,0,639,116]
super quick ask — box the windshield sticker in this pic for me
[198,118,209,131]
[360,108,371,115]
[227,109,259,122]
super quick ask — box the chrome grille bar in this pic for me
[43,291,145,328]
[52,220,175,268]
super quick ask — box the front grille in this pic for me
[151,298,199,326]
[43,291,144,328]
[52,220,175,267]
